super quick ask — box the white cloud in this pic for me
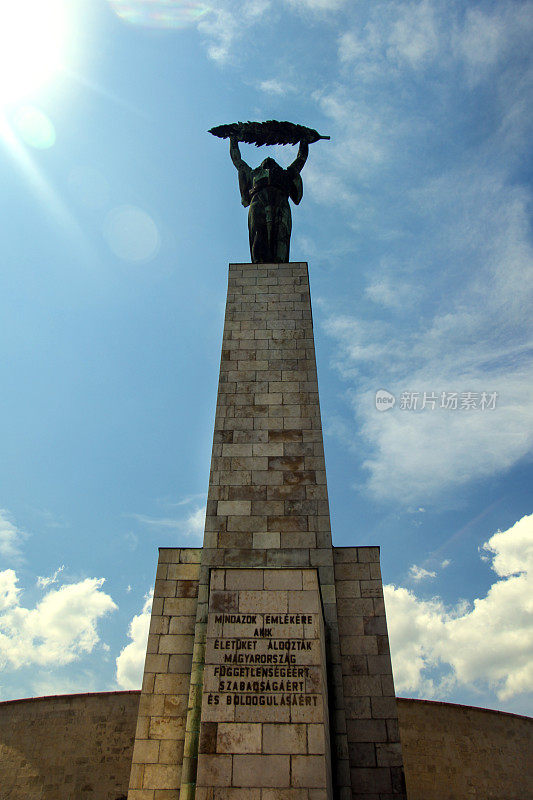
[243,0,271,17]
[285,0,346,9]
[312,1,532,247]
[453,4,533,84]
[161,493,206,508]
[338,30,366,63]
[109,0,275,63]
[454,7,506,71]
[33,509,69,529]
[197,0,271,62]
[128,505,206,540]
[387,0,439,68]
[304,162,358,207]
[483,516,533,579]
[313,88,392,180]
[0,509,25,561]
[185,506,207,537]
[365,276,420,309]
[30,670,101,698]
[337,1,440,71]
[357,383,530,504]
[198,7,239,62]
[116,591,153,689]
[129,513,186,528]
[408,564,436,581]
[0,570,20,612]
[386,513,533,704]
[124,531,139,551]
[258,79,293,96]
[324,158,533,503]
[36,565,65,589]
[0,572,117,670]
[336,1,532,87]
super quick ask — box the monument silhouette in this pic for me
[127,122,407,799]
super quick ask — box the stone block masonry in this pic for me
[180,263,349,800]
[0,691,139,800]
[335,547,407,798]
[128,263,406,800]
[128,547,201,799]
[196,567,333,796]
[1,691,529,799]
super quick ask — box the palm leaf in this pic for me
[208,120,329,146]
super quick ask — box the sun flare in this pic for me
[0,0,67,105]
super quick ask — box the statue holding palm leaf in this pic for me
[209,121,329,263]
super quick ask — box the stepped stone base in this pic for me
[334,548,406,798]
[129,547,201,797]
[128,545,405,799]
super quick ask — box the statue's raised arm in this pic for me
[229,136,253,208]
[229,136,247,171]
[288,140,309,175]
[209,120,329,263]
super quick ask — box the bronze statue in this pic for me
[209,121,329,264]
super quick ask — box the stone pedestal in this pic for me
[127,263,406,800]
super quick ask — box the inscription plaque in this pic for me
[196,568,333,795]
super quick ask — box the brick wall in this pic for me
[335,547,406,799]
[0,691,530,799]
[0,690,139,800]
[397,697,533,800]
[128,546,201,799]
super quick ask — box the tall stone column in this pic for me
[127,262,407,800]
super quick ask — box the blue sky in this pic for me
[0,0,532,717]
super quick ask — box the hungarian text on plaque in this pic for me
[196,567,333,794]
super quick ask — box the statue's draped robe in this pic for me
[237,161,303,263]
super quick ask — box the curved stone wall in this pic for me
[0,691,530,799]
[0,690,139,800]
[397,697,533,800]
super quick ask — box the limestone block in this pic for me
[291,755,328,788]
[252,532,281,548]
[196,755,232,786]
[142,763,181,790]
[262,723,307,754]
[350,766,392,793]
[225,569,263,590]
[216,722,262,753]
[149,717,186,741]
[232,754,290,787]
[264,569,303,590]
[346,719,388,743]
[133,739,160,764]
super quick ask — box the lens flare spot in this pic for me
[12,106,56,149]
[104,205,160,263]
[108,0,209,28]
